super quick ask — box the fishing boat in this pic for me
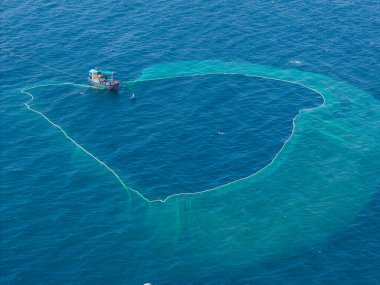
[88,68,120,91]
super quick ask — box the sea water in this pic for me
[1,1,379,284]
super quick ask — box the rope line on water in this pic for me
[5,50,80,79]
[21,71,325,204]
[21,84,152,203]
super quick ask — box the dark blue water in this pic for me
[31,76,321,200]
[1,0,379,284]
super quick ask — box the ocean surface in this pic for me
[1,1,379,284]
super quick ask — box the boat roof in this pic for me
[98,69,115,75]
[89,69,115,75]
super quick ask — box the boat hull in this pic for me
[88,79,119,91]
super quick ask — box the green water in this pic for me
[134,61,380,271]
[22,61,380,278]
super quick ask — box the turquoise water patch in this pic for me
[21,61,380,281]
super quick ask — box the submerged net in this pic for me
[23,61,380,279]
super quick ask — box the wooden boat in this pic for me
[88,68,120,91]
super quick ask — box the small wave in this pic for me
[290,59,302,65]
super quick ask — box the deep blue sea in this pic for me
[1,1,379,284]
